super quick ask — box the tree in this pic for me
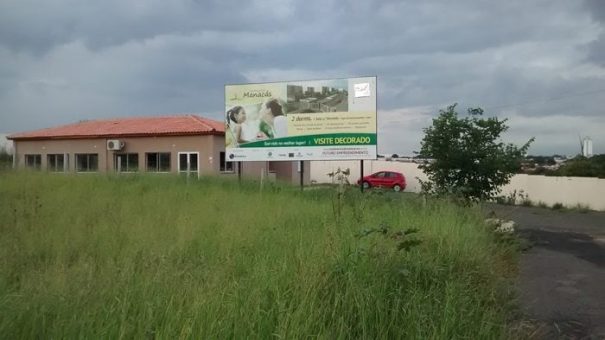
[0,146,12,170]
[553,155,605,178]
[418,104,534,202]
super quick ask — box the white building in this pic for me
[582,137,593,158]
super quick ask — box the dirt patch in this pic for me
[486,204,605,339]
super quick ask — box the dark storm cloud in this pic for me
[0,0,603,156]
[584,0,605,21]
[584,0,605,66]
[0,0,294,54]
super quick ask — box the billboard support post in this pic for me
[299,161,304,191]
[238,161,242,184]
[360,160,364,193]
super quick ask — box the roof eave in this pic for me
[8,130,225,141]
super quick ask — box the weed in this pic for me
[0,172,518,339]
[573,203,591,213]
[327,167,350,225]
[496,189,531,206]
[537,201,549,209]
[552,202,565,210]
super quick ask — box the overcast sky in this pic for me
[1,0,604,156]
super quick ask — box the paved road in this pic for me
[487,204,605,339]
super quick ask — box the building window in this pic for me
[178,152,198,174]
[220,152,234,172]
[75,154,98,172]
[115,153,138,172]
[47,154,67,172]
[268,161,277,173]
[25,154,41,170]
[146,152,170,172]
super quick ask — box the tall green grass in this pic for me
[0,172,517,339]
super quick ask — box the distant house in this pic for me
[7,114,309,184]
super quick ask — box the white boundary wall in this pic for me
[310,160,605,211]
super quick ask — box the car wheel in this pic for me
[362,181,370,189]
[393,184,402,192]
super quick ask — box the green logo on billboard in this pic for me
[243,90,272,98]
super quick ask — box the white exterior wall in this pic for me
[310,160,605,211]
[500,174,605,210]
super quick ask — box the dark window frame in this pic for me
[146,152,171,172]
[115,153,139,172]
[220,152,234,172]
[178,152,199,173]
[268,161,277,173]
[47,154,67,172]
[25,154,42,170]
[75,154,99,172]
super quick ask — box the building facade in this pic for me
[8,115,310,184]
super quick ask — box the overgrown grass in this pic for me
[0,172,518,339]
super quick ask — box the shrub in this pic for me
[418,104,533,203]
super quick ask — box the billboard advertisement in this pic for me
[225,76,377,161]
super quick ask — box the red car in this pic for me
[358,171,406,192]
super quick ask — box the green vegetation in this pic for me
[551,155,605,178]
[0,147,12,170]
[522,155,605,178]
[525,155,558,167]
[495,190,531,207]
[552,202,565,210]
[573,203,591,213]
[0,173,518,339]
[494,191,595,212]
[418,104,533,202]
[537,201,549,209]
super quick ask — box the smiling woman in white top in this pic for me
[259,99,287,139]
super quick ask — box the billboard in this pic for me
[225,77,377,161]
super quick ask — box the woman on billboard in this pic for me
[259,99,287,139]
[226,106,249,146]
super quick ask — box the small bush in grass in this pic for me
[574,203,591,213]
[495,189,531,206]
[520,197,533,207]
[552,202,565,210]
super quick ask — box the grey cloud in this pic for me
[0,0,604,156]
[0,40,246,129]
[583,0,605,66]
[584,0,605,21]
[289,1,588,63]
[0,0,294,54]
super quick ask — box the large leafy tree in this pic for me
[418,104,534,202]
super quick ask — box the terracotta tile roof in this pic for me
[8,114,225,140]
